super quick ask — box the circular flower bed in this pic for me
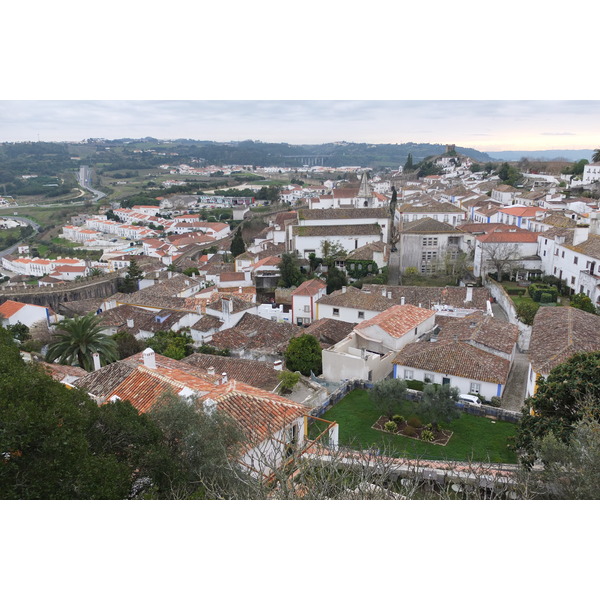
[372,416,452,446]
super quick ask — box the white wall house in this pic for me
[583,162,600,185]
[291,279,327,326]
[0,300,58,327]
[322,304,436,383]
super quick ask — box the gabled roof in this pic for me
[0,300,27,318]
[292,278,326,297]
[393,340,511,384]
[477,230,539,244]
[298,208,388,221]
[292,224,381,237]
[317,285,396,312]
[529,307,600,375]
[402,217,461,235]
[355,304,436,338]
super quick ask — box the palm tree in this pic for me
[46,312,118,371]
[593,149,600,163]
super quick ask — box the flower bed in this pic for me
[372,416,453,446]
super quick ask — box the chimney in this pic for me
[92,352,101,371]
[401,296,405,305]
[572,226,590,245]
[142,348,156,369]
[273,360,283,371]
[239,286,243,294]
[387,292,392,299]
[342,286,347,293]
[465,285,473,303]
[127,318,134,328]
[207,366,216,376]
[382,290,386,297]
[221,372,228,384]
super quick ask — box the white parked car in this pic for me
[458,394,482,406]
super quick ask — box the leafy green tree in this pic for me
[5,322,30,343]
[404,153,414,171]
[527,406,600,499]
[278,252,305,288]
[46,312,118,371]
[0,328,130,499]
[416,384,461,430]
[326,265,348,294]
[148,393,248,499]
[88,267,104,278]
[515,351,600,464]
[230,227,246,257]
[516,299,539,325]
[569,293,596,314]
[369,378,409,420]
[120,258,144,293]
[284,334,322,376]
[320,240,347,268]
[277,370,300,394]
[496,162,521,186]
[112,330,142,359]
[146,329,193,360]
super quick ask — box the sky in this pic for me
[1,99,599,152]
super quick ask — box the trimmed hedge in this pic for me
[528,283,558,303]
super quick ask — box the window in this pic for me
[332,308,339,317]
[404,369,414,379]
[358,311,365,320]
[562,251,565,258]
[470,382,481,394]
[544,239,548,245]
[574,256,578,265]
[424,373,435,383]
[571,276,576,285]
[303,305,310,313]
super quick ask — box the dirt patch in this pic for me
[372,416,453,446]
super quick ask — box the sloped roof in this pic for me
[393,340,511,384]
[181,353,282,391]
[317,285,396,311]
[435,312,518,355]
[300,318,356,348]
[298,207,388,221]
[292,224,381,237]
[355,304,436,338]
[402,217,462,234]
[529,307,600,375]
[291,278,326,297]
[0,300,27,318]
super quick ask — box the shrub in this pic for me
[403,425,417,437]
[405,379,424,391]
[420,429,435,442]
[528,283,558,303]
[278,370,300,394]
[384,421,397,432]
[392,414,405,424]
[407,416,422,429]
[539,292,553,304]
[490,396,502,407]
[422,423,433,431]
[516,299,539,325]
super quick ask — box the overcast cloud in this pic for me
[1,100,599,152]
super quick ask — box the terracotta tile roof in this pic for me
[205,382,308,448]
[210,313,301,354]
[457,223,516,235]
[402,218,462,234]
[41,363,87,383]
[220,272,247,282]
[292,223,381,237]
[317,285,396,311]
[435,312,518,355]
[393,340,511,384]
[291,279,326,297]
[538,227,575,244]
[363,284,492,311]
[75,361,138,401]
[499,206,546,217]
[565,234,600,260]
[398,200,464,213]
[206,295,257,313]
[539,214,578,229]
[181,354,282,391]
[331,185,360,198]
[0,300,27,318]
[529,307,600,375]
[355,304,436,338]
[190,314,223,331]
[301,318,356,348]
[477,230,539,244]
[344,241,387,261]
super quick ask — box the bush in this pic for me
[490,396,502,407]
[528,283,558,303]
[407,416,422,428]
[403,425,417,437]
[277,370,300,394]
[405,379,424,391]
[516,299,539,325]
[392,414,405,424]
[539,292,554,304]
[420,429,435,442]
[384,421,397,432]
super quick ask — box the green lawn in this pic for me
[310,389,517,464]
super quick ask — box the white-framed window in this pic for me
[404,369,414,379]
[303,305,310,312]
[332,308,339,317]
[469,382,481,394]
[424,372,435,383]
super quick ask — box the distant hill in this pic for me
[487,149,594,162]
[111,139,494,169]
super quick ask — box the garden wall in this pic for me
[485,277,532,351]
[309,378,521,424]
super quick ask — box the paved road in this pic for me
[0,217,41,259]
[77,165,106,202]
